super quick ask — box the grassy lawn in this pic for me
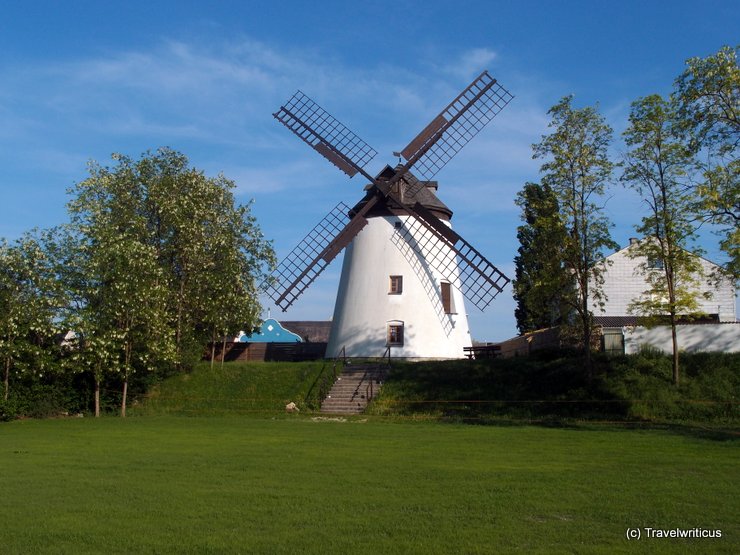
[2,416,738,554]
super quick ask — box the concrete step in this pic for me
[320,364,387,414]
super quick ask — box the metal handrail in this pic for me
[332,346,347,381]
[381,346,391,367]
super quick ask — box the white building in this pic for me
[593,238,738,354]
[593,238,736,322]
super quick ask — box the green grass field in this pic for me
[2,416,738,554]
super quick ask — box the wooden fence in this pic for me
[205,342,328,362]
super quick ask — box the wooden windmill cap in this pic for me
[352,165,453,221]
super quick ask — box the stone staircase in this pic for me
[320,364,387,414]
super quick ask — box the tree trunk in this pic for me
[210,327,216,369]
[583,328,593,382]
[175,279,185,371]
[221,332,227,369]
[666,261,679,386]
[121,376,128,418]
[580,283,593,382]
[122,341,131,417]
[94,376,101,418]
[671,318,680,386]
[3,357,9,402]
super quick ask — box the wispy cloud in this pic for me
[441,48,498,80]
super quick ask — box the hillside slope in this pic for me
[368,351,740,424]
[131,361,336,416]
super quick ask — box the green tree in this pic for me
[137,149,274,369]
[47,223,113,417]
[68,155,174,416]
[513,182,572,334]
[63,149,275,414]
[674,45,739,280]
[621,94,708,386]
[532,96,617,376]
[202,216,264,368]
[0,234,60,402]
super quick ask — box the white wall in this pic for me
[594,242,736,322]
[624,324,740,354]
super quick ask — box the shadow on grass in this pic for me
[369,350,740,441]
[415,414,738,443]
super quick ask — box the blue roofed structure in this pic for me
[238,318,302,343]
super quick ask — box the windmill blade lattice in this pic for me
[399,71,514,181]
[390,208,509,311]
[265,202,353,310]
[274,91,378,178]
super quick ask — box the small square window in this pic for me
[389,275,403,294]
[387,324,404,345]
[648,257,664,270]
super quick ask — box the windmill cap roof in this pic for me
[353,165,453,219]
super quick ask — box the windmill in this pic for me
[265,71,513,358]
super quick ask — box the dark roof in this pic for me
[281,321,332,343]
[594,316,639,328]
[350,165,453,220]
[594,314,724,328]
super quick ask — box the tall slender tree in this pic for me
[621,94,706,386]
[532,96,617,376]
[513,182,572,334]
[674,45,739,280]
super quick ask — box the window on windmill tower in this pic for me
[387,322,404,346]
[389,275,403,294]
[441,281,454,314]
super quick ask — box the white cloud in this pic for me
[439,48,498,81]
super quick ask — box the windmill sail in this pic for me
[265,202,352,310]
[389,200,509,311]
[273,91,377,179]
[266,71,513,324]
[265,197,380,310]
[398,71,514,181]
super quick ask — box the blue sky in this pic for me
[1,0,738,341]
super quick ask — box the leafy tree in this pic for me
[137,149,274,369]
[513,182,572,333]
[63,149,275,414]
[202,220,264,368]
[0,234,60,402]
[621,94,708,386]
[45,223,115,417]
[674,45,739,280]
[67,155,174,416]
[532,96,617,376]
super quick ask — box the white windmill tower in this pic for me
[265,72,513,358]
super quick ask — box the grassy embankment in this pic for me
[129,360,338,416]
[369,351,739,424]
[131,351,739,425]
